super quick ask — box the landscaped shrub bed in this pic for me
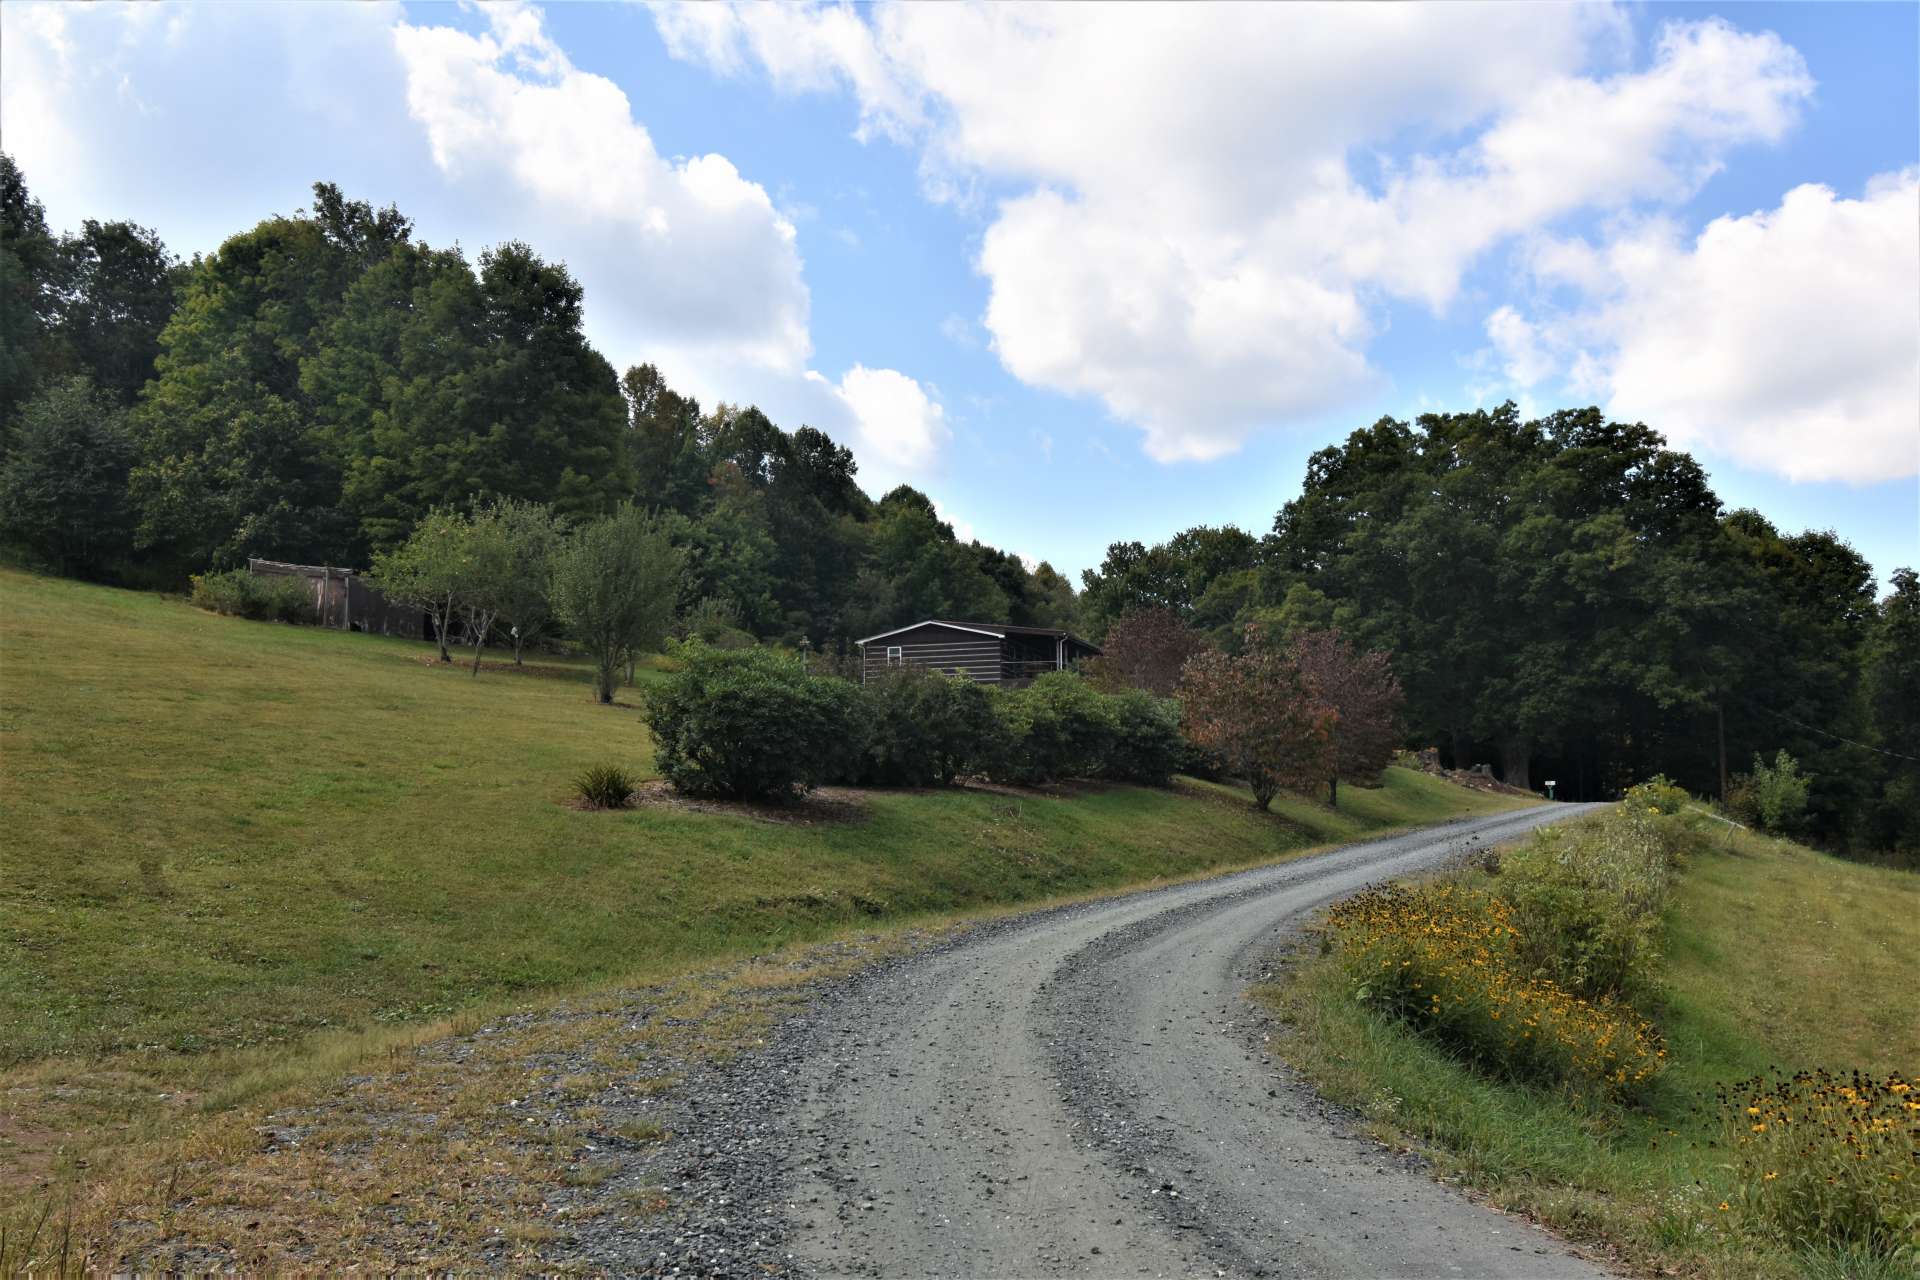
[1717,1068,1920,1262]
[1326,881,1667,1099]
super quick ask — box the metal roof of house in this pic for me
[854,619,1102,653]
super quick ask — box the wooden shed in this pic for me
[247,559,426,639]
[854,620,1101,687]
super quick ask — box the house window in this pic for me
[887,646,903,666]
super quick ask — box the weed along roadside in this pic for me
[0,568,1531,1268]
[1261,788,1920,1280]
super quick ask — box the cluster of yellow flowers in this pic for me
[1326,883,1665,1098]
[1717,1068,1920,1258]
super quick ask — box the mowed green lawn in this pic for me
[0,567,1526,1188]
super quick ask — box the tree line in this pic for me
[1076,406,1918,853]
[3,154,1911,852]
[0,157,1080,653]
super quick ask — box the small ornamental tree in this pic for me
[551,503,683,704]
[1291,628,1405,806]
[1178,626,1334,810]
[368,505,469,662]
[1082,607,1209,697]
[488,497,563,665]
[453,503,518,676]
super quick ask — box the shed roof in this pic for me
[855,619,1102,653]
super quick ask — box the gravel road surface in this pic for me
[770,802,1612,1280]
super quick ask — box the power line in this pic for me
[1736,698,1920,766]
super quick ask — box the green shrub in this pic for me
[1496,804,1681,1003]
[190,569,254,617]
[854,668,1003,787]
[1102,688,1183,785]
[190,569,316,624]
[989,671,1115,785]
[1625,774,1688,815]
[574,764,637,809]
[1739,750,1811,834]
[644,644,863,801]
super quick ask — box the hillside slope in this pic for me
[0,567,1528,1208]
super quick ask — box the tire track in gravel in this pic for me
[779,803,1613,1279]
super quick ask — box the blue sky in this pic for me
[4,1,1915,583]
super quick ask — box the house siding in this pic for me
[860,622,1007,685]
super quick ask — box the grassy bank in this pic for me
[0,567,1526,1217]
[1264,811,1919,1279]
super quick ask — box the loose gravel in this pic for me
[547,803,1615,1278]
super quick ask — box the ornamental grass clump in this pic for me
[573,763,636,810]
[1326,882,1666,1099]
[1716,1068,1919,1263]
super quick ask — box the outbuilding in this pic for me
[854,620,1102,687]
[247,558,426,639]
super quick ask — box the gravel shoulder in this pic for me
[768,802,1612,1279]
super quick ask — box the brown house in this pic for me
[247,559,426,639]
[855,620,1102,687]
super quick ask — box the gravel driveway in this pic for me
[636,802,1615,1279]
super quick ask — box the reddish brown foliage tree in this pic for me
[1292,628,1405,807]
[1084,607,1209,697]
[1177,626,1334,811]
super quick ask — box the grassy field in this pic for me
[1264,815,1920,1279]
[0,566,1527,1214]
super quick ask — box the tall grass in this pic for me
[1270,796,1920,1278]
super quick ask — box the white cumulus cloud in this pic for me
[1506,173,1919,483]
[650,2,1822,464]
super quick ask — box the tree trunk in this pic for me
[1450,729,1473,771]
[513,633,525,665]
[1499,736,1533,792]
[595,658,616,705]
[1716,703,1728,800]
[1251,772,1276,811]
[1328,775,1339,808]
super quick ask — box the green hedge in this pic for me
[648,659,1186,801]
[189,569,317,624]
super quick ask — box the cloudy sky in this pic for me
[5,1,1916,579]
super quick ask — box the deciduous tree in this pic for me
[1178,627,1334,811]
[551,504,684,704]
[1083,607,1209,697]
[1291,628,1404,806]
[0,376,134,578]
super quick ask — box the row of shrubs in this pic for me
[643,644,1185,801]
[188,569,318,624]
[1325,781,1688,1101]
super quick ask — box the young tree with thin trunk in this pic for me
[456,504,517,676]
[368,506,468,662]
[1291,628,1404,807]
[1178,626,1334,811]
[486,497,563,665]
[551,504,684,704]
